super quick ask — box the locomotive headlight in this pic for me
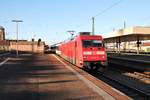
[83,51,92,55]
[99,55,105,58]
[97,51,105,55]
[79,60,83,65]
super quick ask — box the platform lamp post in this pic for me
[12,20,23,57]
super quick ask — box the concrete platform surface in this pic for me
[0,54,130,100]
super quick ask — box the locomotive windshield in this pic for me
[82,40,103,47]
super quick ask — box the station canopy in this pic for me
[104,26,150,43]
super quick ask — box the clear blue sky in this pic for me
[0,0,150,44]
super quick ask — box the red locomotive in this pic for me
[58,32,107,71]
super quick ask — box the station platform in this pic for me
[107,53,150,71]
[107,52,150,62]
[0,53,130,100]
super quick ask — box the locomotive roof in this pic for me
[60,35,103,45]
[77,35,103,40]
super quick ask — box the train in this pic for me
[57,32,108,71]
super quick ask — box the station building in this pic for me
[104,26,150,54]
[0,26,5,40]
[0,26,10,52]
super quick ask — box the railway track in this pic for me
[94,72,150,100]
[108,65,150,85]
[107,56,150,72]
[57,54,150,99]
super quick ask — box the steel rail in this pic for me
[97,72,150,100]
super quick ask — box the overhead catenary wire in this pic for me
[75,0,124,31]
[92,0,124,35]
[93,0,124,18]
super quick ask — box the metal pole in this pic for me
[123,21,126,29]
[16,22,19,57]
[92,17,95,35]
[12,20,23,57]
[137,35,140,55]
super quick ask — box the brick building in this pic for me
[0,26,5,40]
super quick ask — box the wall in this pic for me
[10,41,44,53]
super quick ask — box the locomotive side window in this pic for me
[82,40,103,47]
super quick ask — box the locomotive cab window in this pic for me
[82,40,103,47]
